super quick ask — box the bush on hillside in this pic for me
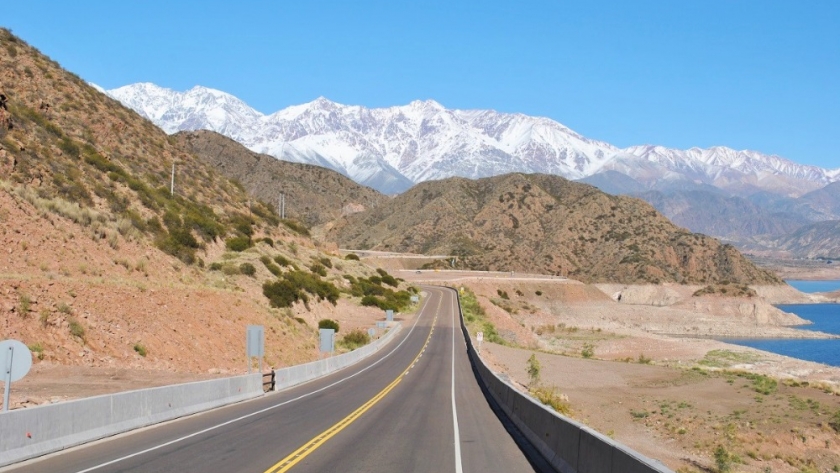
[318,319,340,333]
[225,236,252,252]
[262,270,340,309]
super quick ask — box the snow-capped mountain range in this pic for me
[106,83,840,195]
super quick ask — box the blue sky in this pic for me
[4,1,839,168]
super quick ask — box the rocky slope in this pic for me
[327,173,783,285]
[0,29,391,375]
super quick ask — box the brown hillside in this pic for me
[328,173,783,285]
[0,29,395,381]
[176,130,387,227]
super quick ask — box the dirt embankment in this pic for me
[455,276,840,473]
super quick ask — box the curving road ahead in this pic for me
[3,287,543,473]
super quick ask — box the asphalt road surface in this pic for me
[3,286,541,473]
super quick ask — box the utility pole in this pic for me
[278,193,286,219]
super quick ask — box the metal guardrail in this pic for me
[262,370,275,392]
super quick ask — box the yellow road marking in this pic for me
[264,299,442,473]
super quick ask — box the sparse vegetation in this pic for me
[526,354,541,386]
[530,385,571,415]
[68,318,85,341]
[344,253,360,261]
[347,271,412,311]
[281,219,310,237]
[693,283,757,298]
[225,236,252,252]
[339,329,370,350]
[18,294,31,316]
[262,271,340,309]
[133,343,147,357]
[459,287,506,345]
[28,342,44,360]
[239,262,256,277]
[714,445,732,473]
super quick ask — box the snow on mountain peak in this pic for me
[106,82,838,195]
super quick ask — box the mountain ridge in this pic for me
[106,82,839,196]
[327,173,783,285]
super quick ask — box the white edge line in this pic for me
[450,288,464,473]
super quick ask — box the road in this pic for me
[3,286,543,473]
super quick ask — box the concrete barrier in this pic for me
[452,288,673,473]
[0,323,402,468]
[0,374,261,468]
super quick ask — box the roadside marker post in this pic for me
[476,332,483,355]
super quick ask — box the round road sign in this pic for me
[0,339,32,383]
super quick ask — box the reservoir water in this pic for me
[786,279,840,294]
[724,300,840,367]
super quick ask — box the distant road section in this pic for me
[4,287,539,473]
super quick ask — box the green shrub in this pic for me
[527,354,541,386]
[28,342,44,360]
[239,262,256,277]
[310,263,327,277]
[318,319,340,333]
[714,445,732,473]
[156,229,199,264]
[18,294,31,315]
[225,236,252,252]
[829,410,840,433]
[581,343,594,359]
[260,237,274,247]
[209,262,223,271]
[68,318,85,341]
[319,257,333,269]
[260,256,282,276]
[262,271,340,308]
[530,386,572,415]
[380,274,398,287]
[340,329,370,350]
[281,219,310,237]
[58,137,80,157]
[263,279,306,308]
[274,255,292,267]
[133,343,147,357]
[344,253,360,261]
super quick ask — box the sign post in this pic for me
[246,325,265,373]
[476,331,484,355]
[1,339,32,412]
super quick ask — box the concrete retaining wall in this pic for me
[453,288,673,473]
[273,323,402,391]
[0,374,262,468]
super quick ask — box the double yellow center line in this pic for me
[264,305,440,473]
